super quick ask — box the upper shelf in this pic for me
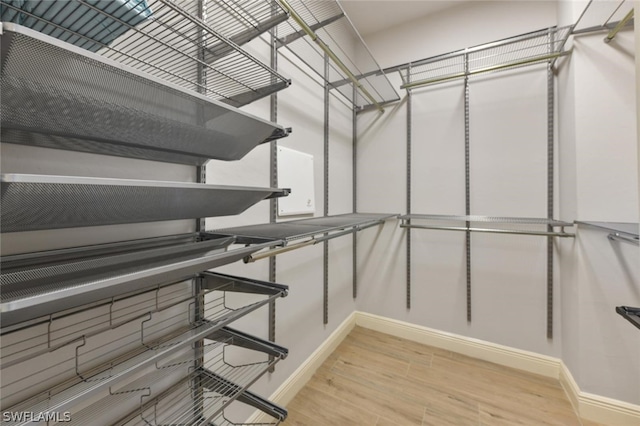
[395,26,572,91]
[1,173,289,233]
[0,23,290,165]
[400,214,575,238]
[275,0,399,111]
[0,0,290,107]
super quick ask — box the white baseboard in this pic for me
[249,311,639,425]
[559,362,640,426]
[354,312,560,378]
[246,311,356,424]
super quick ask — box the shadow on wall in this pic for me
[358,95,407,145]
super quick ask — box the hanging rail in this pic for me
[243,220,383,263]
[400,215,575,238]
[608,232,640,246]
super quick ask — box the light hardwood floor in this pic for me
[284,326,603,426]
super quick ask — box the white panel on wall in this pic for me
[277,146,316,216]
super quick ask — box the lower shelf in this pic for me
[1,275,288,425]
[400,214,575,238]
[209,395,287,426]
[1,237,281,328]
[63,328,287,426]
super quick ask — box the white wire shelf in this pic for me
[275,0,399,111]
[1,274,288,425]
[400,214,575,238]
[395,26,572,90]
[0,23,290,165]
[0,0,290,107]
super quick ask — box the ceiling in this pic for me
[339,0,469,36]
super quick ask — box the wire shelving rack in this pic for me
[275,0,399,111]
[0,0,290,106]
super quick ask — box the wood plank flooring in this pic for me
[284,326,603,426]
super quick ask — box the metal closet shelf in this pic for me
[0,23,290,165]
[275,0,399,111]
[202,0,289,62]
[0,0,290,107]
[400,214,575,238]
[209,213,397,262]
[0,235,286,328]
[70,327,288,426]
[2,273,288,426]
[575,221,639,246]
[1,173,289,233]
[208,395,287,426]
[395,26,572,91]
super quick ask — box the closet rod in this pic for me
[604,9,634,43]
[608,232,640,246]
[400,224,575,238]
[277,0,384,112]
[244,221,382,263]
[401,51,570,90]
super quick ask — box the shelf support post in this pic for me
[324,52,330,325]
[353,82,358,300]
[547,28,555,339]
[268,17,279,372]
[406,66,412,310]
[464,52,472,323]
[194,0,207,420]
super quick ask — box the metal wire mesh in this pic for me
[0,175,285,233]
[0,0,289,106]
[1,281,285,422]
[122,343,280,425]
[404,26,572,89]
[275,0,398,109]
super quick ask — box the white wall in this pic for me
[556,0,639,406]
[204,31,358,420]
[358,0,639,406]
[357,0,561,357]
